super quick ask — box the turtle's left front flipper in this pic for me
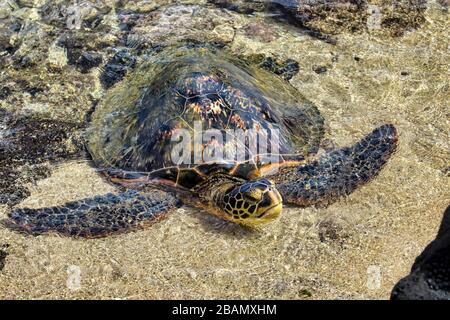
[266,124,398,206]
[1,190,180,238]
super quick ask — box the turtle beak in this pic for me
[255,188,283,223]
[259,202,283,220]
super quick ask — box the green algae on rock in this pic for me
[209,0,428,37]
[0,109,84,206]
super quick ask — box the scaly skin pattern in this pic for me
[1,190,180,238]
[269,124,398,206]
[391,205,450,300]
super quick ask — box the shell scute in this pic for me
[87,45,324,188]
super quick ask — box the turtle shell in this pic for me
[87,44,324,186]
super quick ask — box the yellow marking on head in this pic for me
[229,164,240,175]
[245,188,263,202]
[192,167,208,178]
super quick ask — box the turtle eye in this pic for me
[244,189,263,202]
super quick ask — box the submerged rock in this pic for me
[209,0,428,37]
[0,1,14,19]
[124,5,239,49]
[0,27,15,53]
[75,51,103,73]
[100,49,136,88]
[0,109,84,206]
[254,55,300,81]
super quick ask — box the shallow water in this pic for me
[0,0,448,299]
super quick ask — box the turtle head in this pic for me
[219,178,282,225]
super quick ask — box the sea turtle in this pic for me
[1,44,398,238]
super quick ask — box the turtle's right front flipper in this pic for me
[1,190,180,238]
[266,124,398,206]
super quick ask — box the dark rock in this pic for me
[391,205,450,300]
[100,50,137,88]
[76,52,103,73]
[57,33,86,66]
[0,27,15,54]
[25,86,45,97]
[40,2,68,28]
[313,65,327,74]
[10,20,22,33]
[0,109,84,206]
[380,0,428,37]
[258,56,300,81]
[118,12,143,31]
[277,59,300,80]
[0,87,12,100]
[83,14,103,30]
[56,31,117,70]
